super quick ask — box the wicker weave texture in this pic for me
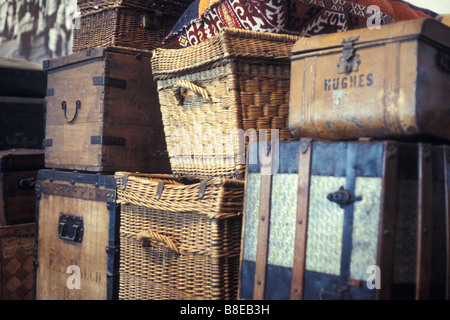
[152,28,299,180]
[72,6,180,53]
[77,0,194,15]
[115,172,244,300]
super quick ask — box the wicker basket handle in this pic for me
[173,80,212,105]
[137,229,181,255]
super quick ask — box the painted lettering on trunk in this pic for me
[324,73,374,91]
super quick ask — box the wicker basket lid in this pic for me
[77,0,194,16]
[115,172,244,217]
[151,27,300,80]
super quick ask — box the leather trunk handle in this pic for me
[61,100,81,123]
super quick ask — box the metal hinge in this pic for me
[42,139,53,148]
[156,182,164,200]
[141,10,163,30]
[93,76,127,89]
[91,135,126,147]
[105,245,118,255]
[35,181,42,199]
[300,138,312,154]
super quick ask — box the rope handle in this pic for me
[172,80,212,105]
[137,229,181,255]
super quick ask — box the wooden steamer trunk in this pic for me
[151,28,299,180]
[0,223,35,300]
[72,0,193,53]
[0,58,46,151]
[34,169,119,300]
[43,47,170,173]
[289,18,450,141]
[115,172,244,300]
[0,149,44,225]
[239,140,449,300]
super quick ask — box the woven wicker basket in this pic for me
[77,0,193,13]
[115,172,244,300]
[151,28,299,180]
[73,0,192,52]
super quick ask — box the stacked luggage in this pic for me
[20,0,450,301]
[239,17,450,300]
[151,5,450,300]
[33,0,193,300]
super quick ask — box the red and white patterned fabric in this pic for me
[163,0,437,47]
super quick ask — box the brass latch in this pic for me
[337,36,361,75]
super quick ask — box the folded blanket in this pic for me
[164,0,437,47]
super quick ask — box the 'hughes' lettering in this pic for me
[324,73,373,91]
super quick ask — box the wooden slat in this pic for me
[443,146,450,300]
[237,143,254,300]
[376,142,399,300]
[290,139,312,300]
[252,143,276,300]
[415,144,433,300]
[252,173,272,300]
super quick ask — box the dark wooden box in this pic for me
[0,149,44,225]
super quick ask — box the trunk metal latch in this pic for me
[337,36,361,75]
[58,214,84,243]
[327,186,362,208]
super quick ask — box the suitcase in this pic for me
[0,223,35,300]
[289,18,450,141]
[34,169,119,300]
[115,172,244,300]
[43,47,171,173]
[0,149,44,225]
[239,140,449,300]
[0,57,46,98]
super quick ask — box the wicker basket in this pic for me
[115,172,244,300]
[77,0,193,13]
[151,28,299,180]
[73,0,193,52]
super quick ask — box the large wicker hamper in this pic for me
[151,28,299,180]
[115,172,244,300]
[73,0,193,52]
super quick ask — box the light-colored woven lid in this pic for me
[151,27,300,79]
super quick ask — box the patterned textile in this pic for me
[163,0,437,47]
